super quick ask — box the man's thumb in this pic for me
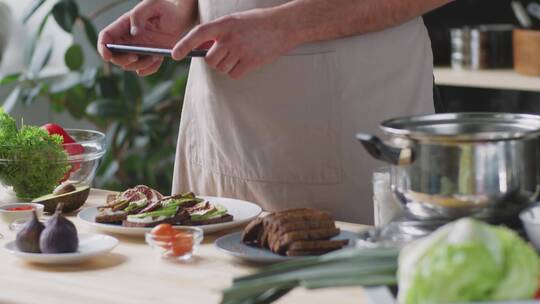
[129,4,148,36]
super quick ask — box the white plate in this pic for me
[215,230,358,263]
[3,233,118,265]
[77,196,263,236]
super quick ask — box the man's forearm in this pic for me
[272,0,452,46]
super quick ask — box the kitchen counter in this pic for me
[0,189,371,304]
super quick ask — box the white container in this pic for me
[373,167,403,227]
[0,203,44,227]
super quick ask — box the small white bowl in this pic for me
[0,203,44,227]
[520,205,540,251]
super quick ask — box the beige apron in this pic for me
[172,0,434,224]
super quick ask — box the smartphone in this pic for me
[106,44,207,58]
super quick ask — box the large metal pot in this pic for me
[358,113,540,220]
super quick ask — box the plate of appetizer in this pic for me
[215,208,358,263]
[4,204,118,264]
[78,185,262,236]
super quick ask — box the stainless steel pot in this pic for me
[357,113,540,220]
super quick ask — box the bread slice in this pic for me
[263,212,334,248]
[260,209,333,247]
[241,217,263,245]
[266,220,337,249]
[270,228,341,254]
[95,212,127,224]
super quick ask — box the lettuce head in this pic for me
[398,218,540,304]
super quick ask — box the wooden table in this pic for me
[0,189,371,304]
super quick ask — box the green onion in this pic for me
[221,248,399,304]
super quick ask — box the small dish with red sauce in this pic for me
[0,203,44,226]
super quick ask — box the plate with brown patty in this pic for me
[78,196,262,236]
[214,230,358,263]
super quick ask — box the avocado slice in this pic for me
[32,185,90,213]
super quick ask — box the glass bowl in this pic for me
[145,227,204,261]
[0,129,106,202]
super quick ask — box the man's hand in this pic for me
[98,0,197,76]
[172,9,297,79]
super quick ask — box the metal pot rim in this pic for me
[380,112,540,142]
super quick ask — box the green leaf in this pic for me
[143,80,174,112]
[97,75,120,99]
[81,68,98,88]
[65,44,84,71]
[51,0,79,33]
[2,86,22,113]
[171,72,188,96]
[86,99,126,118]
[36,13,50,37]
[28,38,53,75]
[123,71,142,103]
[80,17,98,48]
[0,73,21,86]
[22,0,47,23]
[22,84,43,105]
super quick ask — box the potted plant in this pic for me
[0,0,189,194]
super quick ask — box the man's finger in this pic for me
[110,53,139,67]
[217,54,240,74]
[172,23,223,60]
[129,1,152,36]
[205,43,229,69]
[137,57,164,77]
[97,31,114,61]
[97,13,130,61]
[229,61,248,79]
[123,56,161,71]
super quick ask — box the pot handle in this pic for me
[356,133,413,166]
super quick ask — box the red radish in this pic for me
[41,123,85,181]
[42,123,76,143]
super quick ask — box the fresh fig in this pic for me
[39,203,78,253]
[15,210,45,253]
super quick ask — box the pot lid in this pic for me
[380,113,540,141]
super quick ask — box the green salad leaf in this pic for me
[0,109,69,198]
[398,218,540,304]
